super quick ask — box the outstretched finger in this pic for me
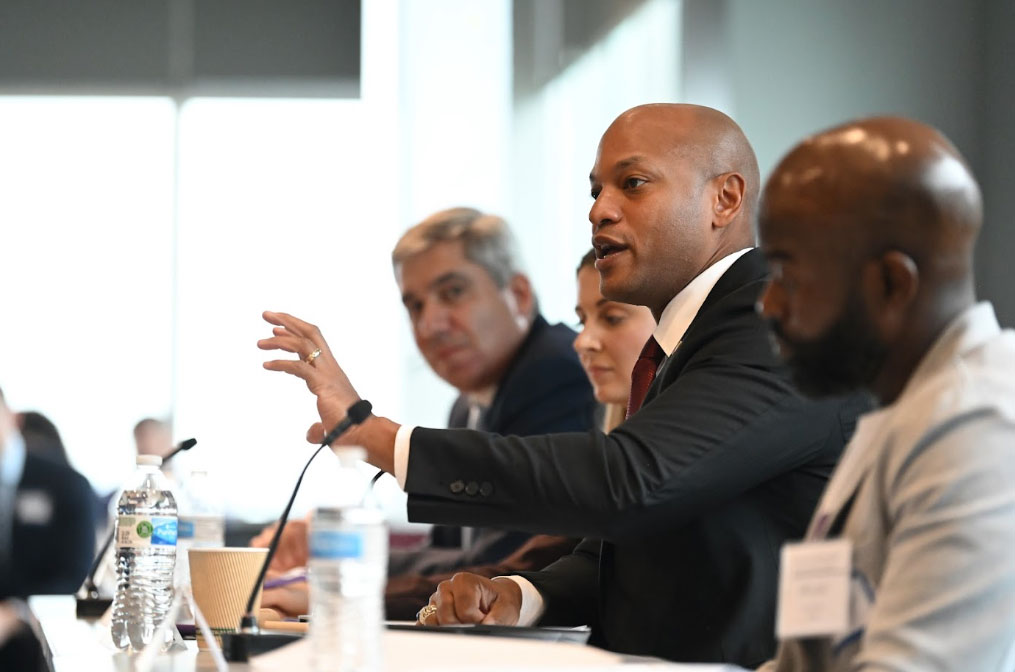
[306,422,325,444]
[257,333,310,355]
[263,311,327,348]
[262,359,313,380]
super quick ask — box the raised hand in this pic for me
[258,311,362,444]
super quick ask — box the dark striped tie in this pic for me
[626,336,666,419]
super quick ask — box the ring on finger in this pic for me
[304,347,322,364]
[416,603,437,623]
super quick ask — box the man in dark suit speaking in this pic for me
[258,104,866,667]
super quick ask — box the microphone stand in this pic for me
[75,438,197,617]
[222,400,373,662]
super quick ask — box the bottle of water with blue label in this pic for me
[110,454,178,651]
[309,446,387,672]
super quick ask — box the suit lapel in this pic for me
[642,250,768,407]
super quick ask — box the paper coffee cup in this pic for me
[188,547,268,649]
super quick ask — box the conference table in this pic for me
[29,595,744,672]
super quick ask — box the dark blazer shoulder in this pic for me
[697,248,769,317]
[485,314,596,435]
[2,454,96,599]
[649,249,776,394]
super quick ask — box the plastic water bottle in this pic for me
[110,455,179,651]
[176,470,225,587]
[309,447,388,672]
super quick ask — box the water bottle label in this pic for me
[310,530,363,559]
[116,515,178,548]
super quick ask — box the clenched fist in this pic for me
[417,573,522,626]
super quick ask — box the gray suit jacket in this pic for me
[763,303,1015,672]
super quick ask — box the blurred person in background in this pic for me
[17,411,69,466]
[133,417,173,460]
[0,386,94,599]
[1,406,79,670]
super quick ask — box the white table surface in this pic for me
[29,595,745,672]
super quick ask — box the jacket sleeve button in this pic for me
[479,481,493,497]
[465,481,479,496]
[449,480,465,494]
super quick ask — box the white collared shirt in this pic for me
[653,248,753,356]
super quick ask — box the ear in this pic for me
[862,250,919,338]
[507,273,535,328]
[713,172,746,229]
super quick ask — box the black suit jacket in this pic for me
[403,250,869,666]
[0,453,95,599]
[387,314,597,578]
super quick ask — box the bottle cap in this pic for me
[136,455,163,467]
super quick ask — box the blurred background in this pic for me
[0,0,1011,531]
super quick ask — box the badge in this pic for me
[776,539,852,639]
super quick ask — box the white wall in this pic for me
[509,0,683,326]
[395,0,514,430]
[978,0,1015,326]
[680,0,1013,325]
[0,0,514,528]
[720,0,982,179]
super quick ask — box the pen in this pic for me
[263,571,308,590]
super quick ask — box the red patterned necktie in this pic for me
[626,336,667,419]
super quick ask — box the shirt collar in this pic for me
[896,301,1001,403]
[0,430,26,488]
[466,386,497,409]
[654,248,753,355]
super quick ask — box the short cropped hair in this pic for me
[391,207,523,288]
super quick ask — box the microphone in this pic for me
[76,438,198,617]
[320,400,373,446]
[224,400,372,661]
[165,437,198,461]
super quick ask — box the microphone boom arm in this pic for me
[240,399,373,630]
